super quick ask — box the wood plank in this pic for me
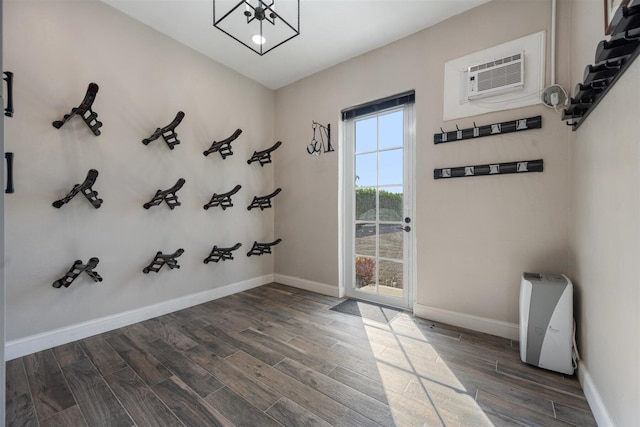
[105,333,172,386]
[139,317,198,352]
[177,322,239,358]
[152,377,233,427]
[40,405,88,427]
[6,358,39,427]
[185,344,280,411]
[23,349,76,420]
[104,367,183,427]
[266,397,332,427]
[205,387,282,427]
[204,324,285,366]
[327,365,388,404]
[79,335,128,376]
[554,402,598,427]
[140,339,223,398]
[227,350,384,426]
[52,342,86,368]
[61,358,134,426]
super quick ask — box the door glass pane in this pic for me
[355,152,376,187]
[379,187,403,221]
[355,256,376,291]
[355,117,377,153]
[355,223,376,256]
[379,225,403,260]
[379,111,403,150]
[355,188,376,221]
[378,149,403,186]
[379,260,403,297]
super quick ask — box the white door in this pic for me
[344,103,415,309]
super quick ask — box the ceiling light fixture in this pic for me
[213,0,300,56]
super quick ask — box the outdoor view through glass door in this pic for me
[345,103,414,309]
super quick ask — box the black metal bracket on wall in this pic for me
[143,178,185,210]
[563,3,640,130]
[53,258,102,288]
[3,71,14,117]
[204,243,242,263]
[5,152,14,194]
[203,128,242,159]
[434,159,543,180]
[307,121,333,155]
[247,141,282,166]
[142,111,185,149]
[247,188,281,211]
[247,239,282,256]
[52,169,102,208]
[143,249,184,273]
[52,83,102,136]
[433,116,542,144]
[203,184,242,210]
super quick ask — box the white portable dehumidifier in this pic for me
[519,272,575,375]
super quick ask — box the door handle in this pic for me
[397,225,411,232]
[5,152,14,193]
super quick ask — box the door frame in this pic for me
[340,103,416,310]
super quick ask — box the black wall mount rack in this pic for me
[203,184,242,210]
[563,3,640,129]
[143,178,185,210]
[52,83,102,136]
[204,243,242,263]
[247,239,282,256]
[3,71,14,117]
[434,116,541,144]
[53,258,102,288]
[434,159,543,180]
[247,188,281,211]
[142,111,185,149]
[53,169,102,209]
[203,129,242,159]
[143,249,184,273]
[247,141,282,166]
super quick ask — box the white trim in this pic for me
[413,303,519,340]
[5,274,273,360]
[273,274,340,297]
[578,361,614,427]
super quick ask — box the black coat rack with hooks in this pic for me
[203,184,242,210]
[247,188,281,211]
[434,159,543,180]
[53,169,102,209]
[52,83,102,136]
[433,115,541,144]
[247,239,282,256]
[307,121,333,155]
[53,257,102,288]
[142,111,185,149]
[143,178,185,210]
[247,141,282,166]
[143,249,184,273]
[3,71,14,117]
[563,3,640,129]
[204,243,242,263]
[203,128,242,159]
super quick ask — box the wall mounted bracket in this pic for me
[203,184,241,210]
[203,243,242,263]
[434,159,543,180]
[53,169,102,209]
[433,116,541,144]
[143,178,185,210]
[3,71,14,117]
[143,249,184,273]
[142,111,185,149]
[247,239,282,256]
[307,121,333,155]
[53,257,102,288]
[203,128,242,159]
[247,188,281,211]
[52,83,102,136]
[247,141,282,166]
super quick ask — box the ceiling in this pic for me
[101,0,491,90]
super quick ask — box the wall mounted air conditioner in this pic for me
[467,52,524,100]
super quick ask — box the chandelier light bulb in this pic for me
[252,34,266,45]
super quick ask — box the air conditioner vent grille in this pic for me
[477,62,523,92]
[467,51,525,100]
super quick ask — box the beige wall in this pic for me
[275,0,570,326]
[4,0,275,341]
[567,1,640,425]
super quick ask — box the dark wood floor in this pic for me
[6,283,597,426]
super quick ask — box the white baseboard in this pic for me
[5,274,273,361]
[578,361,614,427]
[273,274,340,297]
[413,303,519,341]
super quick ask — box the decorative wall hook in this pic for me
[247,188,281,211]
[434,159,543,180]
[434,116,542,144]
[247,141,282,166]
[53,257,102,288]
[247,239,282,256]
[5,152,14,194]
[142,111,185,149]
[52,83,102,136]
[307,122,333,155]
[203,128,242,159]
[3,71,14,117]
[203,184,242,210]
[143,249,184,273]
[203,243,242,264]
[52,169,102,209]
[143,178,185,210]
